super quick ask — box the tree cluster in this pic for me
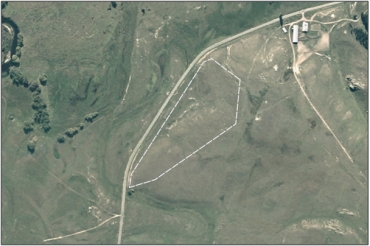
[65,127,79,138]
[9,67,28,87]
[31,94,46,110]
[11,54,20,65]
[15,46,21,57]
[29,81,41,93]
[22,74,51,133]
[33,109,51,132]
[108,1,117,10]
[17,33,23,47]
[60,122,84,142]
[10,70,51,134]
[38,73,47,86]
[23,120,34,134]
[1,2,8,9]
[361,12,368,32]
[9,64,51,134]
[349,12,369,50]
[84,112,99,122]
[10,33,24,65]
[32,91,51,132]
[353,28,368,50]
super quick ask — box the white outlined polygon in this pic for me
[129,58,241,188]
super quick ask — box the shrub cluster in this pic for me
[65,127,79,138]
[84,112,99,122]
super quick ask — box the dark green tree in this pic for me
[27,142,35,153]
[31,95,46,110]
[23,79,29,88]
[15,46,21,57]
[1,2,8,9]
[11,54,20,65]
[78,122,84,130]
[42,122,51,133]
[84,112,99,122]
[57,135,65,143]
[9,67,27,86]
[39,73,47,86]
[65,127,79,138]
[279,14,283,27]
[33,109,50,124]
[29,82,40,92]
[361,12,368,31]
[353,28,368,50]
[17,33,23,47]
[23,120,34,134]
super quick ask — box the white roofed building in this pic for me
[302,22,309,32]
[292,25,298,44]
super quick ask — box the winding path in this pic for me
[117,2,342,243]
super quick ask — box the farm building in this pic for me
[292,25,298,44]
[302,22,309,32]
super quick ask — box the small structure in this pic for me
[292,25,299,44]
[282,27,287,33]
[302,22,309,32]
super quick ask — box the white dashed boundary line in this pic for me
[129,58,241,188]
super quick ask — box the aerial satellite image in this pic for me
[1,1,368,244]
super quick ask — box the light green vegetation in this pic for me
[1,1,367,245]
